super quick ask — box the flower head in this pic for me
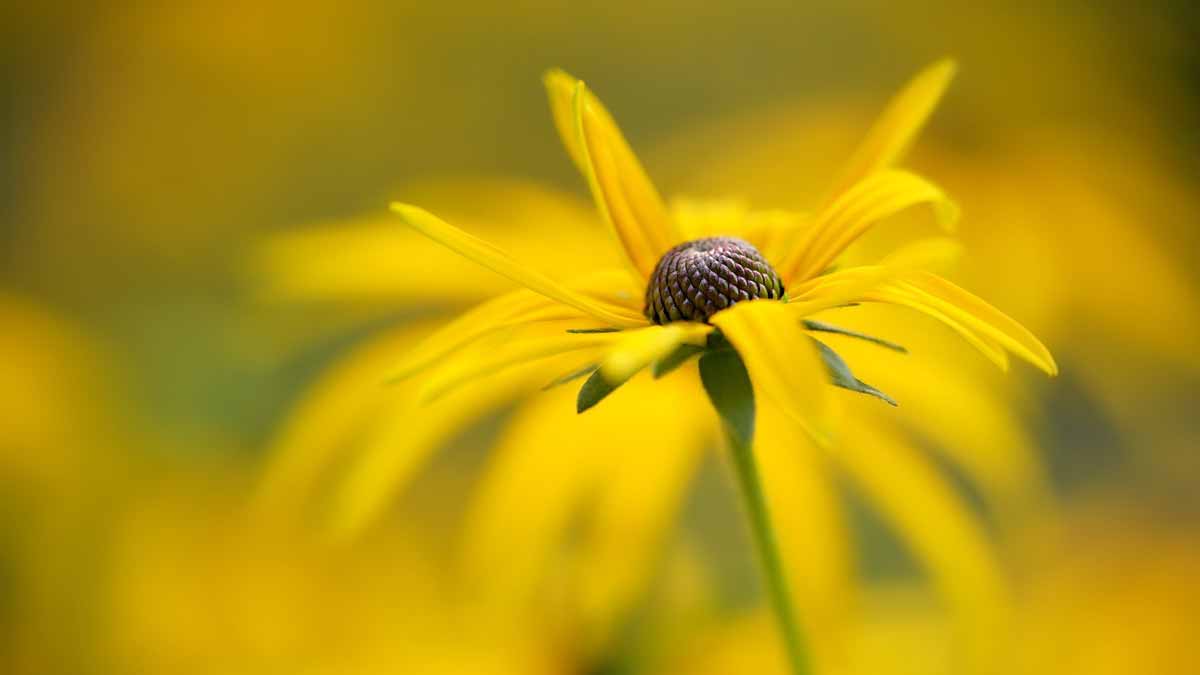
[388,60,1056,441]
[645,236,786,324]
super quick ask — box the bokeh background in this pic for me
[3,2,1198,674]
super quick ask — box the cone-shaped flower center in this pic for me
[644,237,786,324]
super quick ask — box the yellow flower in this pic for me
[258,61,1057,674]
[386,60,1053,429]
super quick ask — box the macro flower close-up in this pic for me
[384,60,1056,426]
[258,59,1057,675]
[4,3,1199,675]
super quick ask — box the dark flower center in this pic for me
[644,237,785,324]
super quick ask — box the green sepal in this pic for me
[543,364,597,391]
[577,369,626,413]
[566,327,623,334]
[652,344,705,378]
[812,337,898,406]
[698,339,756,446]
[802,319,907,353]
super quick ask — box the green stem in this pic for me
[724,426,811,675]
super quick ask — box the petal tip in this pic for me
[388,202,421,220]
[542,68,576,91]
[931,58,959,78]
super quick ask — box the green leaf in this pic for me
[652,344,705,378]
[699,341,756,446]
[577,369,625,413]
[802,319,907,352]
[543,364,597,391]
[812,337,898,406]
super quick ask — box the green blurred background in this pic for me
[2,2,1198,673]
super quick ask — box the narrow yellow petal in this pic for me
[572,80,682,279]
[458,387,598,613]
[253,322,433,522]
[251,178,616,306]
[388,290,557,381]
[390,203,648,327]
[459,377,705,617]
[787,235,963,307]
[544,69,589,173]
[327,365,544,542]
[780,169,959,283]
[835,418,1011,673]
[891,272,1057,374]
[855,282,1011,371]
[598,323,711,383]
[710,300,830,444]
[826,59,958,199]
[575,382,710,646]
[418,332,617,402]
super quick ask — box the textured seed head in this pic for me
[644,237,786,324]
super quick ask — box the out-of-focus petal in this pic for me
[326,362,557,542]
[391,203,648,327]
[254,322,434,522]
[575,377,711,648]
[252,178,615,306]
[459,376,706,624]
[756,399,855,674]
[835,417,1011,675]
[807,297,1054,536]
[826,59,957,200]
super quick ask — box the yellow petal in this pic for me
[418,331,617,402]
[780,169,959,283]
[826,59,958,200]
[544,69,589,173]
[253,321,434,523]
[574,379,711,647]
[710,300,830,444]
[458,386,598,612]
[875,362,1053,533]
[835,417,1011,673]
[458,378,704,616]
[878,272,1057,374]
[326,363,545,542]
[598,323,711,384]
[389,290,576,382]
[785,236,963,321]
[859,282,1012,371]
[390,203,648,327]
[251,178,615,307]
[570,79,682,279]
